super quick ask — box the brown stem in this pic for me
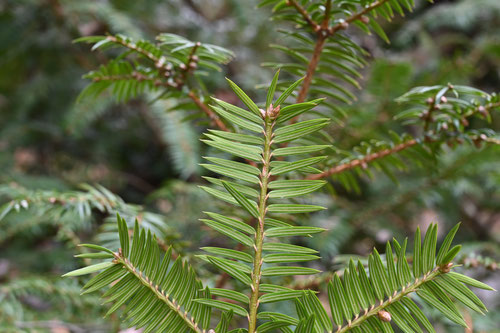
[295,0,332,105]
[296,34,327,104]
[179,42,201,84]
[321,0,332,30]
[106,35,174,76]
[286,0,320,31]
[308,97,500,180]
[307,139,417,180]
[329,0,391,35]
[188,91,228,131]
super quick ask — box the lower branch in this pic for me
[338,266,442,333]
[117,255,203,333]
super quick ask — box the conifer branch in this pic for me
[296,34,328,104]
[116,253,203,333]
[309,98,500,180]
[337,265,443,332]
[329,0,391,35]
[307,139,417,180]
[296,0,389,104]
[286,0,321,31]
[105,35,173,75]
[248,114,275,333]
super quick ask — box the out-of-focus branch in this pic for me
[296,34,327,104]
[295,0,390,104]
[329,0,391,34]
[307,139,417,180]
[286,0,320,31]
[188,91,228,131]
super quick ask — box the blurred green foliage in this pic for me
[0,0,498,331]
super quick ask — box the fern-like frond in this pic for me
[64,215,212,332]
[292,223,494,333]
[75,33,234,131]
[259,0,420,120]
[76,33,233,103]
[197,72,334,332]
[309,85,500,188]
[0,278,99,326]
[0,183,173,248]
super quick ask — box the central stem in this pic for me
[248,117,274,333]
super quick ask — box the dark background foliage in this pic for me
[0,0,498,331]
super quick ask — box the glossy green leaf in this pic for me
[226,78,261,116]
[211,105,263,132]
[328,281,343,326]
[261,266,320,276]
[78,244,115,255]
[265,226,325,237]
[222,181,260,218]
[204,212,255,235]
[274,119,330,143]
[266,70,280,109]
[262,242,318,254]
[201,164,260,184]
[413,226,422,277]
[271,156,326,175]
[209,288,250,304]
[212,98,263,124]
[75,252,115,259]
[194,298,248,317]
[202,247,253,263]
[448,272,495,291]
[276,100,323,123]
[207,256,252,286]
[201,219,254,247]
[422,224,437,273]
[272,145,330,156]
[263,253,319,263]
[62,261,115,277]
[202,135,262,161]
[208,129,264,145]
[275,77,304,106]
[267,204,326,214]
[203,177,259,198]
[268,184,325,199]
[441,245,461,264]
[259,290,305,303]
[268,179,326,189]
[436,223,460,265]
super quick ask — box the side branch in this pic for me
[106,35,173,75]
[286,0,320,31]
[296,34,327,104]
[188,91,229,131]
[307,139,417,180]
[295,0,330,104]
[337,266,442,333]
[329,0,391,34]
[117,255,203,333]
